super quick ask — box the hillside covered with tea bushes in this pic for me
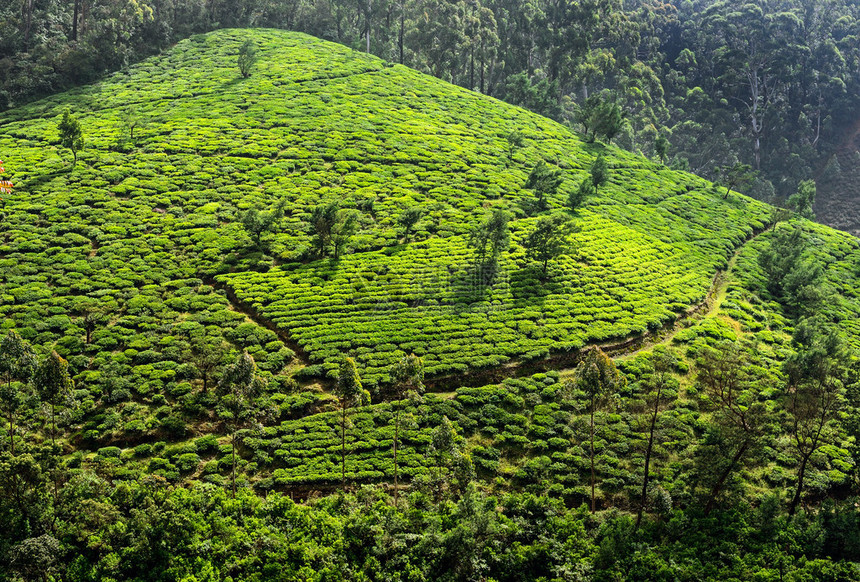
[2,29,860,581]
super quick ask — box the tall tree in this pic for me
[184,338,228,393]
[331,209,360,258]
[237,39,257,78]
[397,207,424,242]
[525,160,564,211]
[574,348,624,513]
[696,341,770,515]
[787,179,816,219]
[468,207,510,265]
[718,162,756,199]
[654,134,669,164]
[589,154,609,189]
[634,347,678,528]
[0,331,37,454]
[57,109,84,166]
[308,202,353,258]
[334,357,368,490]
[217,351,263,498]
[505,130,524,161]
[242,199,285,249]
[783,319,847,516]
[34,351,73,448]
[390,353,424,504]
[523,213,574,278]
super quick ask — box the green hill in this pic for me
[0,29,779,387]
[3,30,860,569]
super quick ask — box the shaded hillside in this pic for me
[816,116,860,236]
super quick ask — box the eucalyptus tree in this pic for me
[783,319,848,515]
[695,341,772,515]
[525,161,563,211]
[34,351,73,448]
[634,347,678,528]
[217,351,264,498]
[524,213,575,278]
[335,357,369,490]
[390,353,425,504]
[0,331,37,454]
[574,348,624,513]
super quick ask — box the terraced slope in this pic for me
[4,29,860,506]
[0,28,791,397]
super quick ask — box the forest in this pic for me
[0,6,860,582]
[3,0,860,214]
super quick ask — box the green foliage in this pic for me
[468,207,510,264]
[788,179,817,220]
[3,29,860,579]
[525,160,564,212]
[398,206,424,241]
[524,213,575,277]
[391,353,425,396]
[568,178,594,212]
[718,163,757,199]
[590,154,609,189]
[57,108,84,165]
[242,199,285,249]
[308,203,359,259]
[34,351,74,444]
[237,39,257,78]
[757,223,825,315]
[654,134,669,164]
[332,208,360,259]
[505,130,524,161]
[574,95,624,144]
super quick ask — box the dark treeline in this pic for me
[2,0,860,201]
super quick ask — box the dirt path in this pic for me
[212,222,773,394]
[425,222,772,390]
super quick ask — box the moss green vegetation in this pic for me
[0,29,774,390]
[3,29,860,580]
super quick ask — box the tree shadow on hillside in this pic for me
[510,265,558,309]
[18,169,71,192]
[446,261,503,311]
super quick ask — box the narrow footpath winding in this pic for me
[214,222,774,394]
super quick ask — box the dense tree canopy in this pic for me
[2,0,859,205]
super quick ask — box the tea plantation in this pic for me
[4,28,860,581]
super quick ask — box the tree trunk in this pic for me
[231,431,236,498]
[704,440,748,515]
[341,401,346,491]
[398,1,404,64]
[8,409,15,455]
[72,0,80,41]
[23,0,33,50]
[480,43,485,94]
[365,0,371,53]
[394,407,400,505]
[469,47,474,90]
[788,451,811,516]
[590,406,596,513]
[636,391,660,528]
